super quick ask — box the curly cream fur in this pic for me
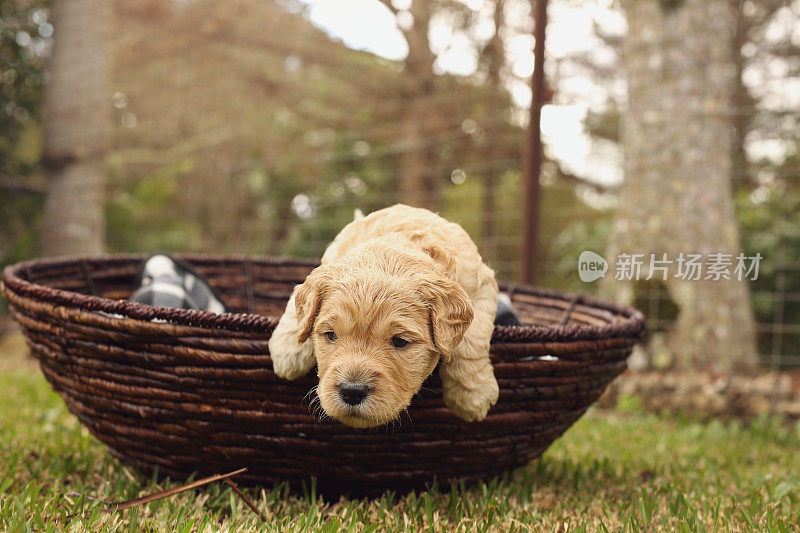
[268,204,499,427]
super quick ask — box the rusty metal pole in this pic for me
[520,0,548,285]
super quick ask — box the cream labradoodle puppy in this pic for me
[268,204,499,427]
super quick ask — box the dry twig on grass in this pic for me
[64,467,267,524]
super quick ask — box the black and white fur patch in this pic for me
[494,293,522,326]
[130,254,226,314]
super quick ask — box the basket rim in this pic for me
[1,254,645,342]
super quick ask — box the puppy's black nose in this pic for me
[339,382,369,406]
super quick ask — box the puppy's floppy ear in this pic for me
[420,275,474,363]
[294,266,330,344]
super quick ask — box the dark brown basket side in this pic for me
[1,255,645,495]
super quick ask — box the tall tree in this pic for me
[607,0,758,372]
[381,0,440,209]
[479,0,506,263]
[40,0,111,256]
[729,0,795,191]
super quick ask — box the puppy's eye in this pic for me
[391,336,409,349]
[324,331,337,342]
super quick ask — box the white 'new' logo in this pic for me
[578,251,608,282]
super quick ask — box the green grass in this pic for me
[1,341,799,531]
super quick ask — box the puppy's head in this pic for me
[295,248,473,428]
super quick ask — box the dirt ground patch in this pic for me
[599,369,800,420]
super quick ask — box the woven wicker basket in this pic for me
[2,255,644,495]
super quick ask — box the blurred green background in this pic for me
[1,0,799,370]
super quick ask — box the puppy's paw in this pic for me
[268,321,315,380]
[270,342,314,380]
[442,375,499,422]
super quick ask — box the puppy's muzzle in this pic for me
[339,381,370,406]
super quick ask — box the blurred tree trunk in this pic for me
[398,101,435,209]
[41,0,111,256]
[728,0,785,192]
[479,0,506,264]
[607,0,758,373]
[396,0,438,210]
[730,2,753,191]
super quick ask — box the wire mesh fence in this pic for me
[1,0,799,370]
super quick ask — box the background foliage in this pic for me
[1,0,799,366]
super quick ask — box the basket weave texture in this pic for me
[2,255,645,494]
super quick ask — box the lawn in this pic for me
[1,337,799,532]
